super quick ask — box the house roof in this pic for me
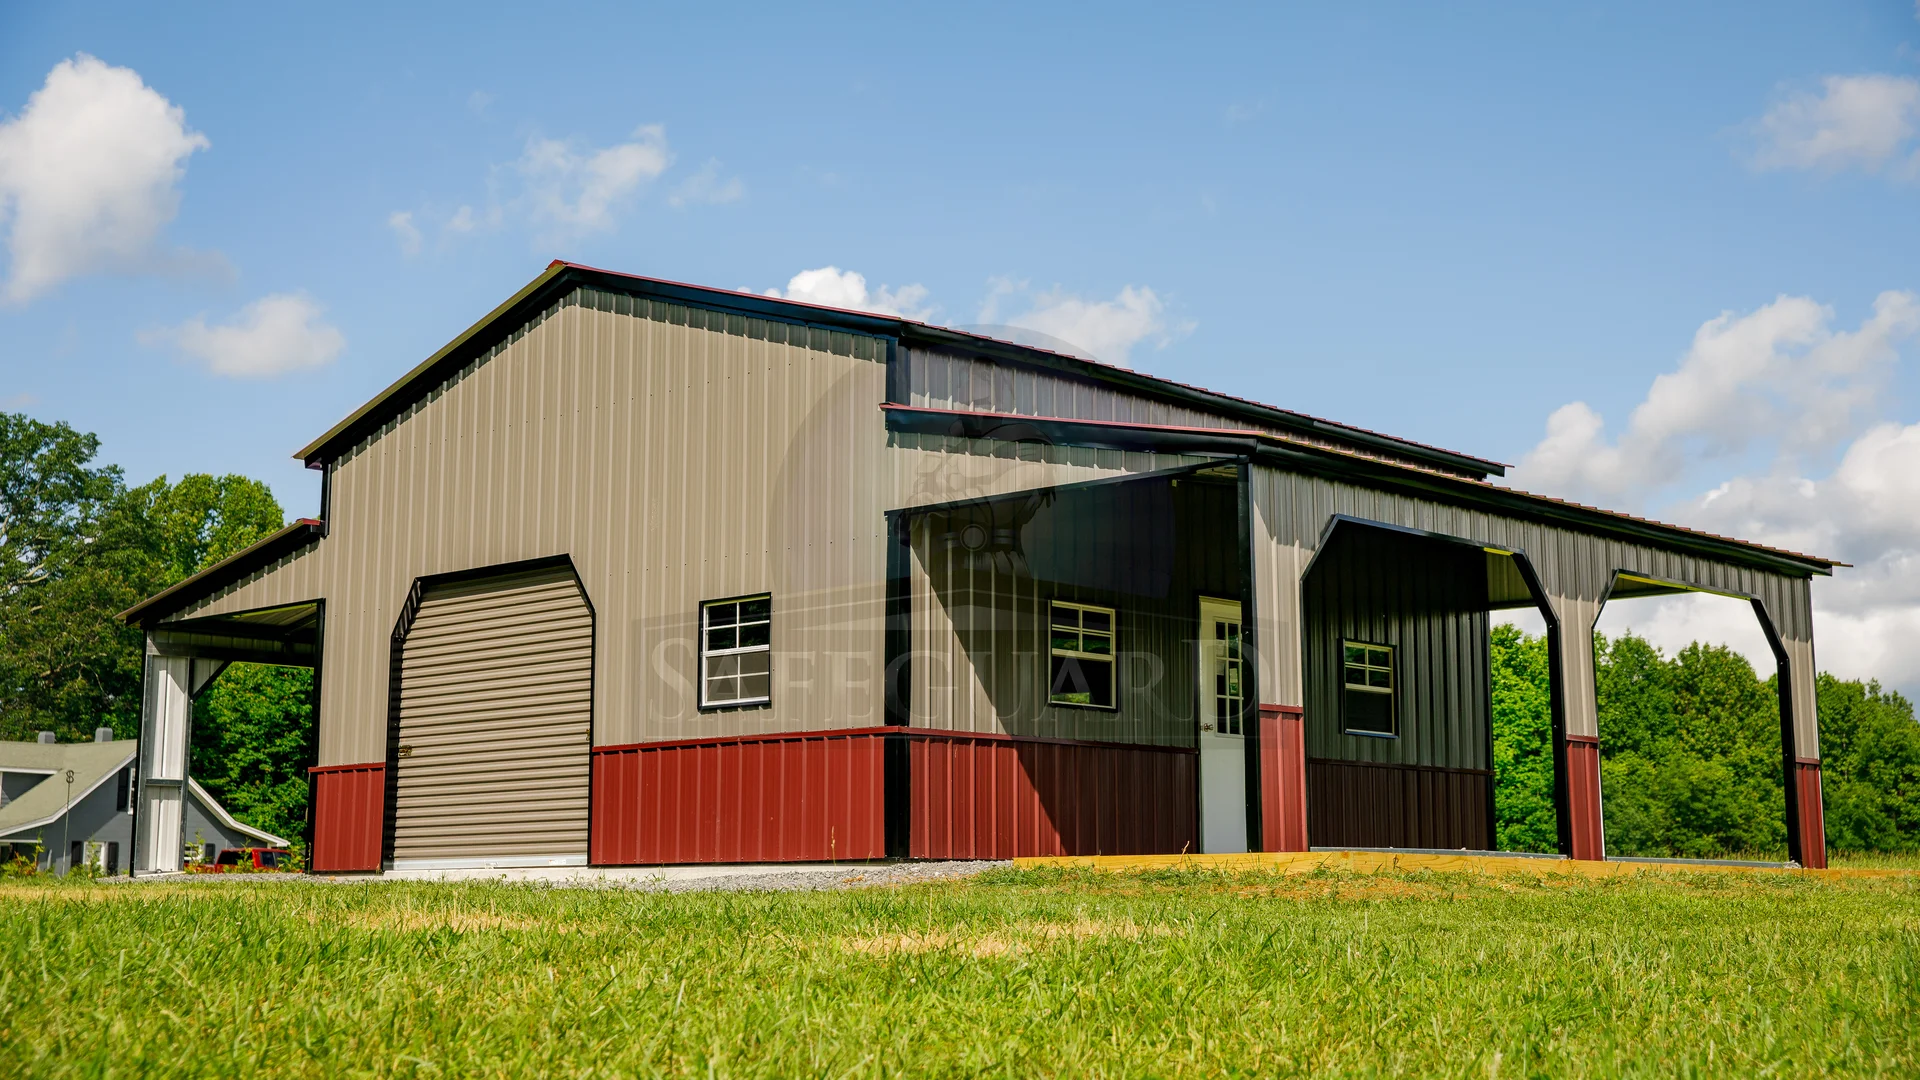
[119,518,325,627]
[0,739,289,848]
[0,739,135,839]
[292,261,1509,480]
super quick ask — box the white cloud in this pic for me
[1512,291,1920,696]
[1750,74,1920,176]
[977,279,1193,368]
[0,54,210,302]
[142,292,344,378]
[1513,292,1920,504]
[518,124,672,238]
[766,266,934,321]
[387,210,422,256]
[669,159,745,208]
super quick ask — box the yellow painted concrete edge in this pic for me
[1012,850,1918,880]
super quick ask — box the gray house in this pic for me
[0,732,287,875]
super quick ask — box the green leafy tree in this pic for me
[191,664,315,843]
[1815,676,1920,852]
[1490,623,1556,852]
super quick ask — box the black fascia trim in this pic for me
[122,520,326,628]
[897,323,1506,479]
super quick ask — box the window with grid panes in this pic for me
[1342,640,1396,735]
[1049,602,1116,708]
[701,595,772,707]
[1212,616,1244,735]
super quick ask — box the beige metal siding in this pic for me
[169,290,1194,766]
[1247,466,1820,755]
[907,347,1486,479]
[391,566,592,863]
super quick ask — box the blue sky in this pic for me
[3,3,1919,689]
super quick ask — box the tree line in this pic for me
[1,413,313,841]
[1491,623,1920,857]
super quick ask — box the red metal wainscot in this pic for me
[1564,734,1605,861]
[904,729,1195,860]
[591,729,888,865]
[308,762,385,872]
[591,728,1198,864]
[1794,758,1828,869]
[1257,704,1309,853]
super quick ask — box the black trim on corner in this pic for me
[884,511,911,727]
[1238,461,1263,852]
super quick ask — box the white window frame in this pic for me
[700,594,773,709]
[1341,639,1397,737]
[1048,600,1118,710]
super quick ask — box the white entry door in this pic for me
[1198,597,1248,853]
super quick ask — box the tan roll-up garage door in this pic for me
[390,564,593,867]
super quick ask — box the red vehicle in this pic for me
[211,847,292,871]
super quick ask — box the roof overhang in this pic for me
[121,519,326,628]
[883,404,1843,579]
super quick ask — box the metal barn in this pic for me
[121,263,1838,873]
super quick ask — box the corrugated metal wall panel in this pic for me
[1564,736,1604,859]
[1306,759,1492,849]
[1301,524,1491,769]
[173,292,1190,767]
[1257,705,1308,852]
[906,731,1196,858]
[391,566,593,864]
[904,347,1485,480]
[1246,465,1820,754]
[309,763,383,871]
[908,475,1238,745]
[1793,762,1826,869]
[589,730,886,864]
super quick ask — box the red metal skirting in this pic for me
[1565,735,1604,861]
[906,730,1195,859]
[592,730,887,864]
[308,763,384,872]
[1258,705,1308,852]
[1794,759,1827,869]
[1306,758,1493,850]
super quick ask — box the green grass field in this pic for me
[2,866,1916,1078]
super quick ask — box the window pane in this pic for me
[1082,633,1112,656]
[707,676,738,702]
[1051,630,1080,653]
[738,651,771,676]
[1226,665,1241,697]
[1369,668,1391,689]
[1082,610,1111,633]
[1344,644,1365,664]
[1345,686,1394,734]
[1051,606,1079,629]
[709,654,739,678]
[739,674,771,700]
[1050,656,1091,704]
[1085,659,1114,708]
[707,603,738,627]
[706,626,736,652]
[741,596,771,620]
[1344,664,1367,687]
[1369,647,1391,667]
[738,622,770,649]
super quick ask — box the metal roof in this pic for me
[292,261,1508,479]
[883,405,1845,576]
